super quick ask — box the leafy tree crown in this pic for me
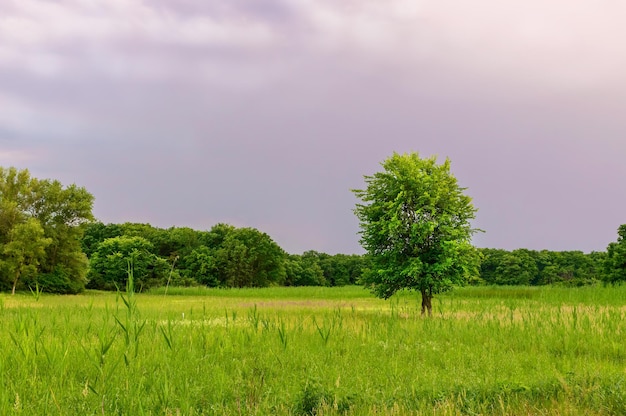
[353,152,480,299]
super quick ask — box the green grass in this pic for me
[147,284,373,299]
[0,285,625,414]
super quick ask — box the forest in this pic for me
[0,166,622,294]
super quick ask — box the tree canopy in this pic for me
[87,236,170,291]
[0,167,94,293]
[82,222,291,289]
[604,225,626,284]
[213,227,286,288]
[353,152,480,314]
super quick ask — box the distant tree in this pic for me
[81,222,123,257]
[87,236,169,291]
[587,251,607,281]
[117,223,168,256]
[283,253,369,287]
[353,152,480,315]
[533,250,556,285]
[214,227,286,288]
[284,254,326,286]
[163,227,203,259]
[0,168,33,292]
[0,167,94,293]
[124,224,203,260]
[478,248,508,285]
[349,254,372,285]
[1,218,51,294]
[604,225,626,284]
[320,254,350,286]
[0,167,31,244]
[551,251,600,286]
[179,246,218,287]
[299,251,330,285]
[493,249,538,285]
[479,248,603,287]
[204,223,237,249]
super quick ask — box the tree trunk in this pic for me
[421,287,432,316]
[11,270,20,296]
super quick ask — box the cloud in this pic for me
[3,0,626,95]
[0,0,281,82]
[1,0,625,253]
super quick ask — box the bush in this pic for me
[32,266,86,294]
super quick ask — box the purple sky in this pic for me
[1,0,625,254]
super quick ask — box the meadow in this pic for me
[0,285,625,415]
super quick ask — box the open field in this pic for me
[0,285,625,415]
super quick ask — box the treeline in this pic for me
[79,225,617,291]
[82,222,369,291]
[2,166,626,294]
[478,249,606,286]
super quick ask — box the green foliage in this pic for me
[82,222,293,289]
[283,252,371,287]
[213,227,286,287]
[330,254,369,286]
[81,221,375,290]
[81,222,123,257]
[353,152,480,313]
[284,254,326,286]
[0,167,94,293]
[479,248,605,286]
[179,246,218,287]
[33,265,87,294]
[1,218,51,294]
[604,224,626,284]
[494,249,538,285]
[87,236,169,291]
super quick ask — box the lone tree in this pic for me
[353,152,480,315]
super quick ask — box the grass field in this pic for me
[0,285,625,415]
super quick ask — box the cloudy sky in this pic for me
[1,0,625,254]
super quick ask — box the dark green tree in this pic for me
[550,251,599,286]
[284,254,326,286]
[587,251,607,282]
[214,227,286,288]
[117,223,168,256]
[203,223,236,249]
[179,246,218,287]
[493,249,539,285]
[478,248,509,285]
[353,152,480,315]
[81,222,123,257]
[479,248,603,287]
[87,236,168,291]
[604,225,626,284]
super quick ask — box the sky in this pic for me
[1,0,625,254]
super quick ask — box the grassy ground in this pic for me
[0,285,625,415]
